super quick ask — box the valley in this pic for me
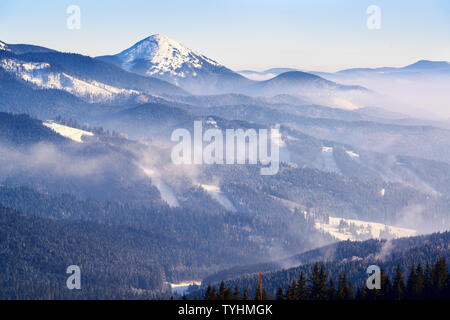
[0,32,449,300]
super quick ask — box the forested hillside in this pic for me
[195,232,450,300]
[0,205,168,299]
[200,258,450,300]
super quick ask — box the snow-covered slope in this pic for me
[43,121,94,143]
[321,146,340,173]
[315,216,416,241]
[0,41,10,52]
[117,34,221,77]
[0,57,140,103]
[200,184,236,212]
[99,34,251,94]
[140,167,180,207]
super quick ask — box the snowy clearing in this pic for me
[315,216,416,241]
[43,121,94,143]
[201,184,236,212]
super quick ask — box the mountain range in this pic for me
[0,34,449,300]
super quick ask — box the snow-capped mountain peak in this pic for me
[97,34,251,94]
[116,34,221,77]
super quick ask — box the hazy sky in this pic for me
[1,0,450,72]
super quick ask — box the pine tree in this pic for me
[318,264,328,300]
[327,278,337,300]
[309,263,327,300]
[309,263,320,300]
[204,285,212,300]
[243,288,250,300]
[262,288,269,300]
[276,286,284,300]
[424,263,433,298]
[392,265,405,300]
[432,258,448,298]
[211,287,218,300]
[287,280,297,300]
[380,269,391,300]
[233,286,240,300]
[406,264,418,299]
[297,271,308,300]
[219,281,226,300]
[224,288,234,300]
[254,272,263,300]
[337,273,348,300]
[446,268,450,298]
[255,284,262,301]
[357,284,368,300]
[285,285,292,300]
[415,264,425,299]
[347,281,354,300]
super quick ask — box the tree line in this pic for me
[202,258,450,300]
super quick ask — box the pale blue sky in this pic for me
[1,0,449,71]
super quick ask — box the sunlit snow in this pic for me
[315,216,416,241]
[116,34,221,77]
[0,57,139,102]
[201,184,236,212]
[43,121,94,143]
[140,167,179,207]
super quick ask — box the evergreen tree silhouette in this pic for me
[297,271,308,300]
[204,285,212,300]
[262,288,269,300]
[347,281,354,300]
[211,287,217,300]
[276,287,284,300]
[380,269,392,300]
[219,281,226,300]
[327,278,337,300]
[309,263,327,300]
[415,264,425,299]
[233,285,240,300]
[432,258,448,298]
[392,265,405,300]
[337,273,348,300]
[406,264,418,299]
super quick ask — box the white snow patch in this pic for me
[315,216,416,241]
[43,121,94,143]
[201,184,236,212]
[168,281,201,295]
[0,57,140,102]
[321,146,340,173]
[333,97,359,110]
[345,150,360,158]
[140,167,179,207]
[0,41,10,51]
